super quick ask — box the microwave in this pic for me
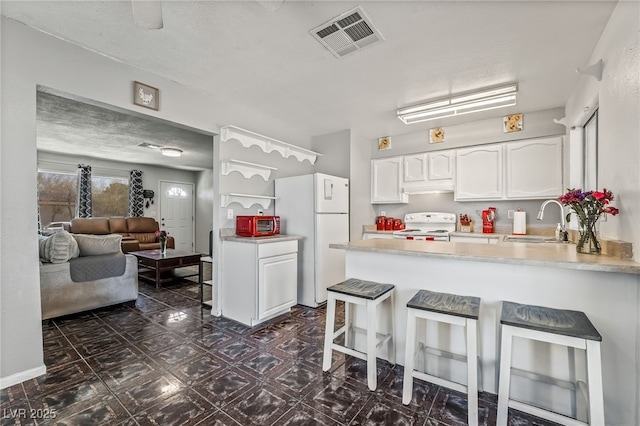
[235,215,280,237]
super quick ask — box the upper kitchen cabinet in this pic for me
[371,157,408,204]
[455,145,504,200]
[505,137,563,199]
[428,150,455,181]
[402,150,455,193]
[455,136,564,201]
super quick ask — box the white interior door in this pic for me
[160,181,194,252]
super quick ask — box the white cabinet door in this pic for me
[455,145,504,200]
[428,150,455,180]
[403,153,428,183]
[371,157,408,204]
[505,137,563,199]
[258,253,297,320]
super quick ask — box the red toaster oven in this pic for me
[235,215,280,237]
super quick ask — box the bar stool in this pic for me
[497,301,604,426]
[402,289,480,426]
[322,278,395,391]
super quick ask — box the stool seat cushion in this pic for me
[327,278,394,300]
[407,289,480,319]
[501,301,602,341]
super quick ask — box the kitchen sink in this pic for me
[502,235,561,243]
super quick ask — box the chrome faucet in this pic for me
[537,199,566,241]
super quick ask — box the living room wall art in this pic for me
[133,81,159,110]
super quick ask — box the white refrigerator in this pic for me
[275,173,349,308]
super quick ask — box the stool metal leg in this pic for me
[366,299,378,391]
[497,324,514,426]
[586,341,605,425]
[402,308,417,405]
[322,293,337,372]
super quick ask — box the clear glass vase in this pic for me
[576,217,601,254]
[160,239,167,254]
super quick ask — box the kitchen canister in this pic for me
[513,209,526,235]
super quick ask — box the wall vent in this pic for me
[310,6,383,58]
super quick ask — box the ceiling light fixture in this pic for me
[397,83,518,124]
[161,147,183,157]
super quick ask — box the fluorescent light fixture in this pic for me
[397,83,518,124]
[161,147,183,157]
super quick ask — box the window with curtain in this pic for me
[37,168,129,225]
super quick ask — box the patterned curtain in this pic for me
[76,164,92,218]
[128,170,144,217]
[37,181,42,234]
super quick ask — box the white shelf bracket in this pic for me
[221,159,277,181]
[221,125,322,164]
[221,193,276,209]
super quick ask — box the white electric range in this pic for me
[392,212,457,241]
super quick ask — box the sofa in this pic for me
[63,217,175,253]
[39,231,138,320]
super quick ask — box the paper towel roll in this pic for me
[513,211,526,235]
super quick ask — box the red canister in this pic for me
[393,219,403,230]
[376,216,386,231]
[385,217,394,231]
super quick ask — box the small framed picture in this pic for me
[378,136,391,151]
[430,127,445,143]
[133,81,159,110]
[503,113,523,133]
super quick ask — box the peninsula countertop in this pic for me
[330,238,640,275]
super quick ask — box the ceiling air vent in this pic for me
[310,6,383,58]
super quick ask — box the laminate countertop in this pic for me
[221,234,303,244]
[330,238,640,275]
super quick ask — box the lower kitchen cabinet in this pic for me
[221,238,299,326]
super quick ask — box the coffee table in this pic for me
[130,249,202,288]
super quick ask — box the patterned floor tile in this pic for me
[272,402,342,426]
[37,394,130,426]
[300,375,374,424]
[72,333,129,358]
[167,352,227,386]
[28,280,560,426]
[22,361,96,397]
[427,387,496,426]
[112,372,186,415]
[223,382,297,426]
[133,388,214,426]
[95,357,164,391]
[191,367,259,409]
[349,396,429,426]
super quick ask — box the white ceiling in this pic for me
[2,1,617,170]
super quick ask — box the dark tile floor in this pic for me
[1,278,560,425]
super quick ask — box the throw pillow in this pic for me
[73,234,122,257]
[38,231,80,263]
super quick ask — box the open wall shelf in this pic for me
[221,125,321,164]
[221,193,277,209]
[221,159,277,181]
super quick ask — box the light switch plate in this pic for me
[508,210,515,219]
[227,209,234,220]
[381,210,386,216]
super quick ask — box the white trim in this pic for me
[0,365,46,389]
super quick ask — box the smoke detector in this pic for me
[310,6,384,58]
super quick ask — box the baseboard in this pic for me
[0,364,46,389]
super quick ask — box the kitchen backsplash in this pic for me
[373,193,563,228]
